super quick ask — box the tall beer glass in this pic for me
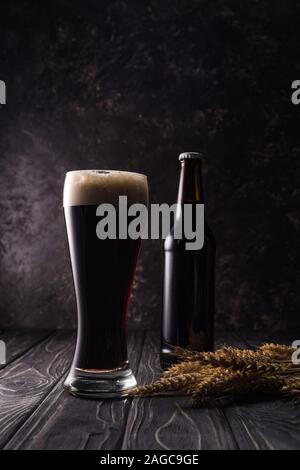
[63,170,148,397]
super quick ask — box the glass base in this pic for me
[64,364,137,398]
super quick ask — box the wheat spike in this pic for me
[129,343,300,406]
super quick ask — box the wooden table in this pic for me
[0,329,299,450]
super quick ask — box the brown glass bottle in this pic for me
[160,152,216,368]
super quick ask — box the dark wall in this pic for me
[0,0,299,332]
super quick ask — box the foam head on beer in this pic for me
[63,170,148,207]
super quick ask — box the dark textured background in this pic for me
[0,0,299,333]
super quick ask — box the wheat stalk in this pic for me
[129,343,300,406]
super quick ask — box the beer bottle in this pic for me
[160,152,216,368]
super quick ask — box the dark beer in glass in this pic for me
[63,170,148,397]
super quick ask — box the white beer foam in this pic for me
[63,170,148,207]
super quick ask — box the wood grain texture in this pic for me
[0,330,74,448]
[122,331,238,450]
[223,330,300,450]
[225,399,300,450]
[2,328,300,450]
[0,329,51,369]
[5,330,145,450]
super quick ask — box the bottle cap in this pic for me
[178,152,203,161]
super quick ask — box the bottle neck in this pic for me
[177,160,204,204]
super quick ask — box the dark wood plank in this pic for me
[224,330,300,450]
[0,330,74,448]
[0,329,51,369]
[4,330,145,450]
[122,331,239,450]
[225,399,300,450]
[6,328,300,450]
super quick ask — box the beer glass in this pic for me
[63,170,148,397]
